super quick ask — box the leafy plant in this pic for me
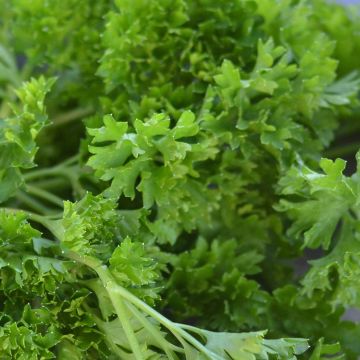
[0,0,360,358]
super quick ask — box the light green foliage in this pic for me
[0,77,55,202]
[109,237,159,296]
[309,339,344,360]
[278,156,358,249]
[0,320,60,359]
[60,193,120,259]
[88,111,218,243]
[0,0,360,358]
[0,210,109,358]
[278,152,360,308]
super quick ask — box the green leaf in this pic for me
[310,338,344,360]
[277,155,358,249]
[0,76,55,203]
[88,111,218,240]
[110,237,158,286]
[60,193,120,259]
[302,217,360,308]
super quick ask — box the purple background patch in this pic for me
[338,0,360,3]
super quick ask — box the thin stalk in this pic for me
[82,303,125,358]
[176,323,205,335]
[24,166,76,182]
[105,275,219,359]
[63,253,143,358]
[24,163,83,197]
[59,154,80,167]
[26,185,64,208]
[29,178,69,191]
[71,254,219,360]
[24,154,80,181]
[67,173,85,198]
[126,302,182,358]
[16,191,52,215]
[44,212,63,220]
[52,106,94,127]
[107,292,144,360]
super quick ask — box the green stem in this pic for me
[64,253,144,358]
[67,253,219,360]
[67,173,85,198]
[52,106,94,127]
[24,162,84,197]
[126,302,182,358]
[26,185,64,208]
[24,166,77,182]
[60,154,80,167]
[44,212,63,220]
[110,295,144,360]
[24,154,80,181]
[16,191,53,215]
[29,178,69,191]
[176,323,207,335]
[82,303,129,359]
[28,213,53,228]
[105,275,218,359]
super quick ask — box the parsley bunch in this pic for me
[0,0,360,358]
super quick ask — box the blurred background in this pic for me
[339,0,360,3]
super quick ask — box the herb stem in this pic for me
[82,303,127,358]
[16,191,52,215]
[26,185,64,208]
[52,106,94,127]
[60,154,80,167]
[24,159,84,197]
[28,177,69,191]
[108,289,144,359]
[24,154,80,181]
[109,278,218,359]
[24,166,77,182]
[88,257,218,359]
[126,302,182,357]
[63,252,220,359]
